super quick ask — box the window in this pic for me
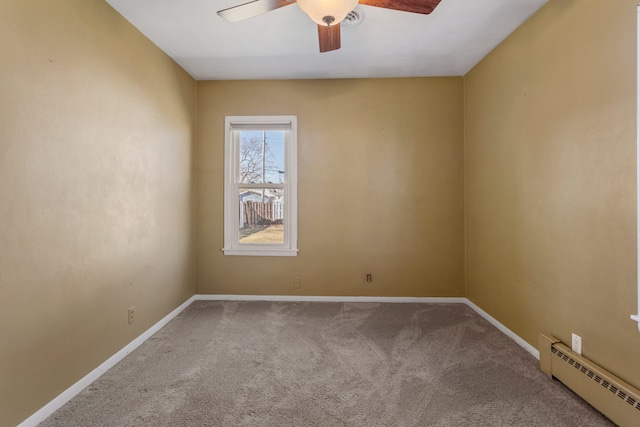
[223,116,297,256]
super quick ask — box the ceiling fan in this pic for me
[218,0,442,53]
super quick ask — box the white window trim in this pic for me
[223,115,298,256]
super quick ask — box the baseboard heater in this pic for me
[539,334,640,427]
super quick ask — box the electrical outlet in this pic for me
[293,277,301,289]
[128,306,135,325]
[366,274,372,283]
[571,333,582,355]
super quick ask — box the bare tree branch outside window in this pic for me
[239,136,282,184]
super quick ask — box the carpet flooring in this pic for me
[41,301,614,426]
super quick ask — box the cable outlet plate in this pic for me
[571,333,582,355]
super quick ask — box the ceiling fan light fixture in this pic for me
[297,0,358,26]
[322,16,335,26]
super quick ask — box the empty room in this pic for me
[2,0,640,425]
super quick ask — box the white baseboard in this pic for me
[19,294,537,426]
[195,294,467,304]
[18,295,198,427]
[464,299,540,359]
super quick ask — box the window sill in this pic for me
[222,248,298,257]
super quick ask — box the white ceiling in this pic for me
[105,0,548,80]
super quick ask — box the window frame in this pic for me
[222,115,298,256]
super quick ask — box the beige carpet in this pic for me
[41,301,613,426]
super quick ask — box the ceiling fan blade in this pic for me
[317,24,341,53]
[358,0,441,15]
[218,0,294,23]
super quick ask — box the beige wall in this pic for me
[465,0,640,387]
[0,1,197,425]
[197,79,465,297]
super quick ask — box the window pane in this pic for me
[238,188,285,244]
[238,131,286,184]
